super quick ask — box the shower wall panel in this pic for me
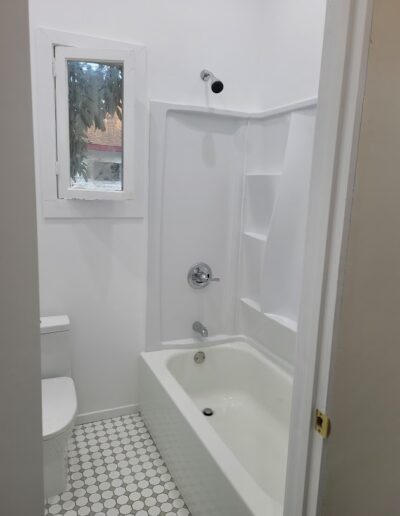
[147,104,246,347]
[147,101,316,365]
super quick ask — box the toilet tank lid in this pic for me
[40,315,70,334]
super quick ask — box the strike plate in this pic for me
[315,409,331,439]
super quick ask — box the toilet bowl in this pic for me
[42,377,77,499]
[40,315,77,499]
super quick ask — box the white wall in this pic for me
[36,220,146,415]
[0,0,43,513]
[258,0,327,109]
[30,0,267,112]
[29,0,326,113]
[29,0,326,415]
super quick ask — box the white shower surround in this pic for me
[140,339,292,516]
[146,99,317,366]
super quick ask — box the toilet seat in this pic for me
[42,377,77,441]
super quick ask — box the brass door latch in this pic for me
[315,409,331,439]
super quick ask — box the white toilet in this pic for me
[40,315,77,499]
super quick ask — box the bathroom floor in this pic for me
[45,413,190,516]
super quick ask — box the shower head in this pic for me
[211,79,224,94]
[200,69,224,94]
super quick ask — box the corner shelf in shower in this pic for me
[243,231,267,242]
[245,170,281,177]
[240,172,280,309]
[265,312,297,332]
[239,297,297,332]
[240,296,262,312]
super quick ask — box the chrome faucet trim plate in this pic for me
[192,321,208,338]
[187,263,220,289]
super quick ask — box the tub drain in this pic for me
[202,407,214,417]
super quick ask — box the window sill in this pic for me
[42,197,145,219]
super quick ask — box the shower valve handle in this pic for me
[187,263,220,289]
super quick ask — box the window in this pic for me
[66,59,123,192]
[55,47,135,200]
[34,29,146,217]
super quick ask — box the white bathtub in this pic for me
[139,340,292,516]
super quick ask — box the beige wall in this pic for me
[321,1,400,514]
[0,1,44,514]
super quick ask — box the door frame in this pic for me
[284,2,374,515]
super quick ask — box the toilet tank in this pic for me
[40,315,72,378]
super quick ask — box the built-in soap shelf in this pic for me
[265,312,297,332]
[246,171,281,177]
[237,104,317,363]
[243,231,267,242]
[240,170,281,308]
[240,296,261,312]
[240,297,297,332]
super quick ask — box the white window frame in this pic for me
[33,29,147,218]
[55,47,134,201]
